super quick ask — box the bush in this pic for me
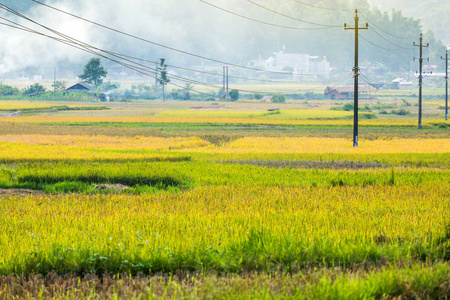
[391,109,410,116]
[22,83,46,97]
[272,94,286,103]
[255,93,264,100]
[342,103,354,111]
[229,89,239,101]
[0,84,20,96]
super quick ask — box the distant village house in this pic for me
[324,85,378,100]
[248,47,331,79]
[65,82,96,93]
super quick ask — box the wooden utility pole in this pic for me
[345,9,368,147]
[413,33,429,129]
[155,61,158,93]
[226,66,229,99]
[442,49,449,121]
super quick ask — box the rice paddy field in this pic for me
[0,97,449,299]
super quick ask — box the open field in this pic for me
[0,97,448,299]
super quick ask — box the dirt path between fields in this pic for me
[0,188,47,198]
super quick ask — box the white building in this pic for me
[248,48,331,78]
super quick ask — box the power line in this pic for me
[104,52,341,83]
[359,12,407,40]
[0,14,342,95]
[10,0,342,83]
[199,0,336,30]
[245,0,340,27]
[0,8,349,97]
[359,33,404,51]
[0,9,226,99]
[289,0,353,12]
[369,26,413,50]
[29,0,306,76]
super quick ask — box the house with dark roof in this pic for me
[65,82,96,92]
[324,85,378,100]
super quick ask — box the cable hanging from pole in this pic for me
[245,0,341,27]
[199,0,337,30]
[29,0,317,75]
[0,10,352,96]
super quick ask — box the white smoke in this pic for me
[0,0,249,77]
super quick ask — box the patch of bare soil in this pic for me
[93,184,131,193]
[0,188,47,198]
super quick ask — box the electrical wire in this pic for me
[2,3,341,86]
[359,12,407,40]
[245,0,340,27]
[102,52,341,83]
[0,10,350,96]
[31,0,333,76]
[359,33,404,51]
[289,0,353,12]
[199,0,336,30]
[369,26,413,50]
[0,12,226,99]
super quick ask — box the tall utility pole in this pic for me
[222,66,226,99]
[442,49,449,121]
[345,9,368,147]
[226,66,229,99]
[155,61,159,93]
[53,67,56,92]
[413,33,429,129]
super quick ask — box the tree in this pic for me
[52,81,66,92]
[182,83,194,100]
[229,89,239,101]
[78,58,108,88]
[272,94,285,103]
[0,84,20,96]
[22,83,46,97]
[157,58,170,102]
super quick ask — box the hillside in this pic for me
[369,0,450,45]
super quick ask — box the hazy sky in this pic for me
[0,0,445,78]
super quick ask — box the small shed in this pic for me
[65,82,96,93]
[391,78,413,90]
[324,85,378,100]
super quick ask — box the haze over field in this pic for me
[0,0,447,79]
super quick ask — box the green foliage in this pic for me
[391,109,411,116]
[331,103,372,112]
[254,93,264,100]
[101,80,118,92]
[157,58,170,102]
[51,81,66,92]
[272,94,286,103]
[157,59,170,87]
[78,58,108,87]
[22,83,46,97]
[0,84,20,96]
[229,89,239,101]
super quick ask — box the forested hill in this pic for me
[369,0,450,45]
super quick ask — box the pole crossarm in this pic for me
[344,9,368,148]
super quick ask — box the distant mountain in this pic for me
[369,0,450,45]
